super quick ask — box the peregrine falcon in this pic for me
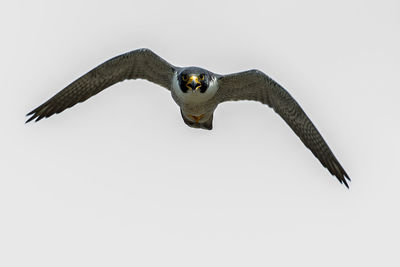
[26,48,351,187]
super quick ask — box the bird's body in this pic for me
[27,48,351,187]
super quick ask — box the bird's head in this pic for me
[172,67,219,104]
[177,67,213,94]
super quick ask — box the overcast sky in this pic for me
[1,0,399,266]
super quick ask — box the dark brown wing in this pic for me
[215,69,350,187]
[26,48,176,122]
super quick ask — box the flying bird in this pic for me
[26,48,350,187]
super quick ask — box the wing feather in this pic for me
[216,69,350,187]
[26,48,176,122]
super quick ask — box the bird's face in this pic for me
[178,68,211,94]
[172,67,219,105]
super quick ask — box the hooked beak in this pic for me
[186,75,201,91]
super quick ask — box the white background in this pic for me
[1,0,399,266]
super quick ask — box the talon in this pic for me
[189,114,205,123]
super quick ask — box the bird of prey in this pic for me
[26,48,350,187]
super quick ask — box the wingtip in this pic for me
[343,179,350,189]
[26,110,35,116]
[26,107,38,123]
[25,114,35,124]
[329,160,351,189]
[340,173,351,189]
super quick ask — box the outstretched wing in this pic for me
[215,69,350,187]
[26,48,176,122]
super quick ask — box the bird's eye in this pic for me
[199,74,205,80]
[182,74,188,81]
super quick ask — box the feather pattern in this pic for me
[215,69,350,187]
[26,48,176,122]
